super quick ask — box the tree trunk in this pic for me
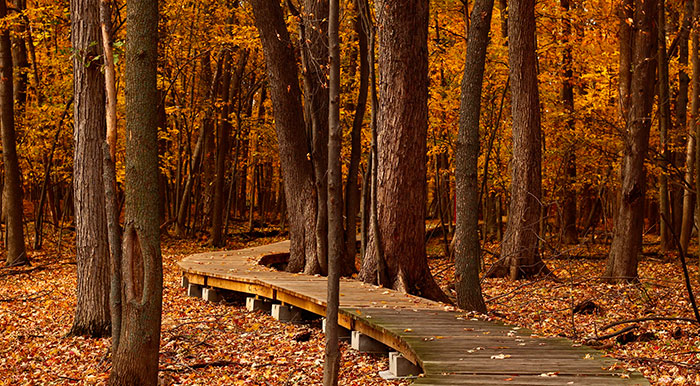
[489,0,549,280]
[11,0,28,109]
[618,0,634,119]
[657,0,672,251]
[454,0,492,312]
[251,0,318,273]
[681,0,697,252]
[68,0,110,338]
[302,0,330,275]
[108,0,162,383]
[343,1,369,276]
[605,0,657,282]
[0,0,27,267]
[675,0,693,242]
[560,0,577,245]
[323,0,341,382]
[358,0,448,303]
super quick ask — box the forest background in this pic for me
[0,0,700,384]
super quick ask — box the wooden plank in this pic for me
[177,242,649,385]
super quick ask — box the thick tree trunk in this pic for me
[11,0,28,108]
[454,0,492,313]
[618,0,634,119]
[489,0,549,280]
[108,0,162,383]
[68,0,111,338]
[0,0,27,267]
[323,0,341,383]
[251,0,317,273]
[605,0,657,282]
[358,0,448,303]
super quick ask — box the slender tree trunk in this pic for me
[358,0,448,303]
[176,53,214,236]
[681,0,697,251]
[560,0,577,245]
[605,0,658,282]
[455,0,492,312]
[343,1,369,276]
[251,0,318,273]
[303,0,330,275]
[323,0,341,382]
[108,0,162,382]
[489,0,549,279]
[69,0,111,338]
[658,0,672,251]
[677,0,693,249]
[0,0,27,267]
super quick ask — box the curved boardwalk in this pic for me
[178,241,648,385]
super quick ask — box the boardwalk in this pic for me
[178,241,648,385]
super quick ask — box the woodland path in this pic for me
[178,241,648,385]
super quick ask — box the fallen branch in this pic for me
[0,265,47,278]
[159,360,238,373]
[601,316,698,331]
[0,289,52,303]
[591,325,637,341]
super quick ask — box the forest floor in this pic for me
[1,223,699,385]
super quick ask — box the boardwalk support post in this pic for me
[271,304,303,322]
[202,287,221,302]
[351,330,389,353]
[187,283,202,298]
[246,297,272,312]
[181,274,189,288]
[387,352,421,378]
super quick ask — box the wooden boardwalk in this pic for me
[178,241,648,385]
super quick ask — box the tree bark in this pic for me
[11,0,28,108]
[358,0,448,303]
[302,0,330,275]
[323,0,341,382]
[0,0,27,267]
[251,0,318,273]
[678,0,694,252]
[343,1,369,276]
[657,0,672,251]
[454,0,492,312]
[560,0,577,245]
[108,0,162,383]
[489,0,549,280]
[68,0,111,338]
[605,0,657,282]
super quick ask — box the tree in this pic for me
[679,0,694,252]
[605,0,657,282]
[323,0,341,382]
[68,0,111,338]
[657,0,672,251]
[0,0,27,268]
[358,0,448,303]
[303,0,330,275]
[454,0,492,312]
[108,0,162,383]
[560,0,577,245]
[487,0,549,280]
[250,0,318,273]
